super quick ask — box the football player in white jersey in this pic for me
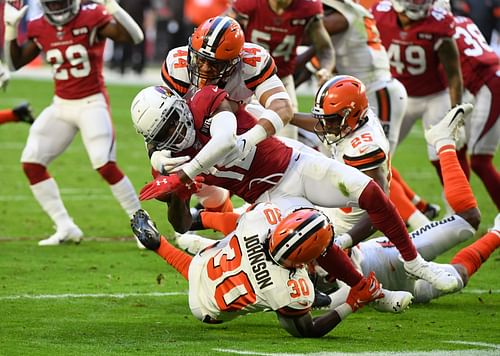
[155,15,293,215]
[131,205,413,335]
[173,102,500,305]
[295,0,434,228]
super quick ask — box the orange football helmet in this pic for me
[268,209,334,269]
[188,16,245,88]
[312,75,369,144]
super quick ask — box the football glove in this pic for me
[139,173,204,201]
[346,271,384,311]
[150,149,191,175]
[4,1,28,41]
[0,60,10,91]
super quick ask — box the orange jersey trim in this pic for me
[161,62,189,95]
[343,148,386,170]
[245,56,277,91]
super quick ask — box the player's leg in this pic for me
[21,103,83,245]
[78,94,141,219]
[132,209,192,280]
[193,185,233,213]
[278,152,457,291]
[368,78,407,154]
[0,102,34,124]
[422,91,471,183]
[389,175,430,230]
[466,80,500,210]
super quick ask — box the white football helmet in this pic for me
[130,86,196,152]
[391,0,434,20]
[40,0,81,26]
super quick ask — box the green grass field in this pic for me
[0,78,498,355]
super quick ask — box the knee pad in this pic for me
[22,163,50,185]
[97,161,124,185]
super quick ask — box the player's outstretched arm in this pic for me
[438,38,463,107]
[96,0,144,44]
[277,272,383,338]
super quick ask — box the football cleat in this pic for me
[12,102,35,124]
[174,231,214,255]
[490,213,500,235]
[424,103,473,149]
[38,225,83,246]
[131,209,161,250]
[372,289,413,313]
[421,202,441,220]
[403,256,458,293]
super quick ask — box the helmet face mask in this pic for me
[312,75,369,145]
[130,86,196,153]
[40,0,80,26]
[391,0,434,20]
[188,16,244,88]
[268,209,334,269]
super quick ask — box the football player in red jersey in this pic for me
[226,0,335,140]
[435,0,500,210]
[130,84,460,294]
[372,0,467,183]
[3,0,144,246]
[157,16,294,216]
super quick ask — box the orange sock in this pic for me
[439,145,477,212]
[390,179,418,221]
[205,196,233,213]
[450,231,500,277]
[391,166,430,209]
[0,109,17,124]
[156,236,192,280]
[200,211,239,235]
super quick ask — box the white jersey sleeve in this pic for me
[324,0,392,91]
[161,46,191,96]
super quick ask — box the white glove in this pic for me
[223,135,254,168]
[334,233,353,249]
[4,2,28,42]
[91,0,121,14]
[0,61,10,91]
[150,149,191,174]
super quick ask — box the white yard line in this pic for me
[213,349,499,356]
[0,292,187,300]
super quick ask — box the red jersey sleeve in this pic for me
[189,85,229,130]
[232,0,256,16]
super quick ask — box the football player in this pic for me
[435,0,500,210]
[3,0,144,246]
[174,102,500,305]
[130,84,459,293]
[131,205,412,335]
[155,15,294,214]
[295,0,435,229]
[226,0,335,140]
[372,0,467,183]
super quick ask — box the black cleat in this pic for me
[189,208,205,231]
[131,209,161,250]
[13,102,35,124]
[422,203,441,220]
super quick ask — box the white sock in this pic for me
[30,178,75,230]
[110,176,141,218]
[407,210,430,230]
[328,282,350,309]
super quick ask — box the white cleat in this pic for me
[372,289,413,313]
[174,232,214,255]
[425,103,473,148]
[404,256,458,293]
[490,213,500,236]
[38,226,83,246]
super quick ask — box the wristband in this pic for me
[259,109,284,134]
[264,92,290,108]
[334,303,353,320]
[241,124,268,146]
